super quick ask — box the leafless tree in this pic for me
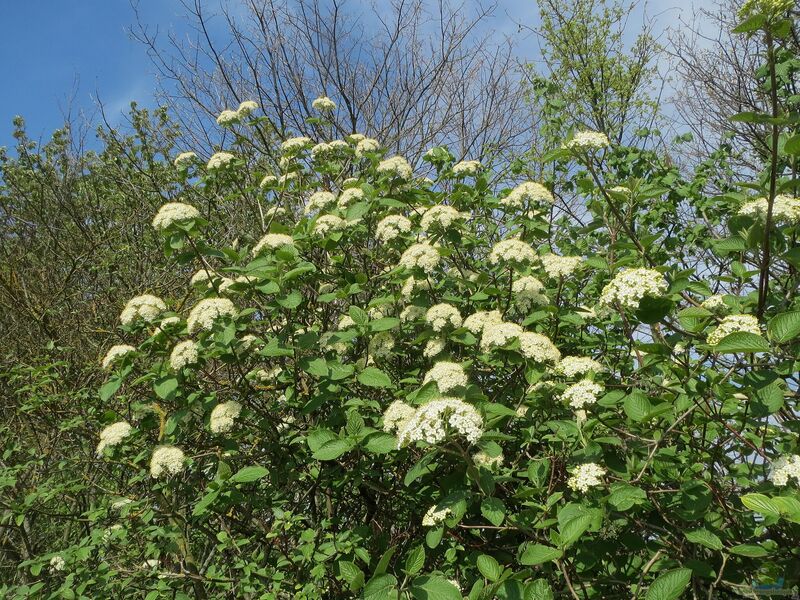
[132,0,537,167]
[668,0,800,176]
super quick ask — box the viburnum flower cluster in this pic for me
[598,267,668,310]
[706,314,761,345]
[395,398,484,447]
[567,463,607,492]
[738,194,800,224]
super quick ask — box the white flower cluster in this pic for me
[420,205,466,231]
[738,195,800,224]
[519,332,561,363]
[120,294,166,325]
[281,136,312,154]
[50,555,66,572]
[216,109,240,126]
[377,156,413,180]
[152,202,201,231]
[355,138,380,158]
[338,315,356,330]
[512,276,548,310]
[210,401,242,434]
[422,505,451,527]
[400,305,426,322]
[473,451,504,469]
[187,298,237,332]
[567,463,606,492]
[238,100,258,115]
[502,182,553,207]
[700,294,727,312]
[338,187,365,208]
[560,379,604,409]
[253,233,294,255]
[304,190,337,215]
[770,454,800,486]
[399,243,440,273]
[101,344,135,369]
[540,254,582,279]
[706,314,761,346]
[173,151,196,168]
[480,322,523,352]
[312,96,336,112]
[382,400,417,433]
[463,310,503,335]
[489,239,537,266]
[170,340,198,370]
[424,337,447,357]
[452,160,481,176]
[207,152,236,170]
[311,140,349,159]
[599,268,668,310]
[423,361,468,392]
[313,214,347,236]
[425,303,463,332]
[564,131,610,150]
[397,397,483,447]
[376,215,412,242]
[150,445,186,478]
[554,356,603,377]
[96,421,133,455]
[368,332,395,358]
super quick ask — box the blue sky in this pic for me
[0,0,686,150]
[0,1,187,148]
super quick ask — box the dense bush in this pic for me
[2,2,800,599]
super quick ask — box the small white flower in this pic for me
[173,151,196,168]
[312,96,336,112]
[599,268,668,311]
[502,182,553,207]
[707,314,761,346]
[120,294,167,325]
[422,505,451,527]
[152,202,201,231]
[170,340,199,370]
[564,131,610,150]
[207,152,236,170]
[560,379,604,410]
[399,243,440,273]
[313,214,347,236]
[397,398,483,447]
[423,361,468,393]
[101,344,135,369]
[473,450,504,469]
[738,195,800,224]
[187,298,237,332]
[512,276,548,310]
[355,137,380,158]
[420,205,466,231]
[382,400,416,433]
[376,215,412,242]
[769,454,800,486]
[304,190,337,215]
[216,109,240,126]
[237,100,258,116]
[567,463,606,492]
[424,337,447,357]
[463,310,503,335]
[209,401,242,434]
[50,555,66,572]
[377,156,413,180]
[518,332,560,363]
[540,254,582,279]
[489,239,537,266]
[253,233,294,255]
[96,422,133,455]
[553,356,603,377]
[281,136,313,154]
[480,322,523,352]
[451,160,481,176]
[150,446,186,478]
[425,303,463,332]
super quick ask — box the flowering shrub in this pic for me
[5,5,800,598]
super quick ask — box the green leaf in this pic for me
[635,296,673,324]
[623,391,652,422]
[732,13,766,34]
[338,561,365,592]
[519,543,562,566]
[607,483,648,511]
[645,568,692,600]
[313,438,352,461]
[729,110,770,123]
[713,332,770,354]
[410,575,461,600]
[277,290,302,309]
[526,579,554,600]
[476,554,502,582]
[99,376,122,402]
[558,513,592,547]
[767,311,800,343]
[740,493,780,518]
[231,465,268,483]
[363,574,398,600]
[364,432,397,454]
[481,497,506,526]
[192,489,220,516]
[784,134,800,155]
[358,367,393,388]
[370,317,400,332]
[154,376,178,400]
[404,545,425,575]
[303,357,329,378]
[374,546,396,575]
[729,544,769,557]
[684,528,723,551]
[349,305,370,326]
